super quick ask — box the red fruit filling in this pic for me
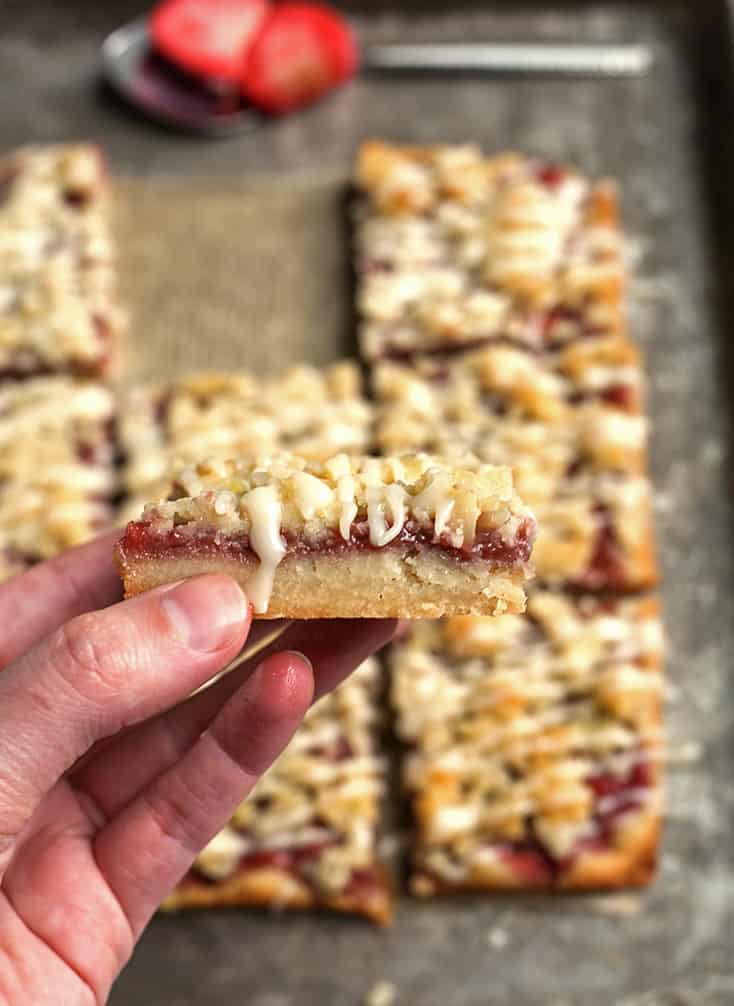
[587,759,652,813]
[568,381,637,411]
[576,507,629,591]
[118,513,536,568]
[381,335,497,365]
[378,329,556,365]
[187,833,384,902]
[0,169,17,206]
[76,442,98,465]
[0,362,51,380]
[343,866,384,900]
[496,843,556,885]
[535,163,567,190]
[600,382,637,410]
[541,306,584,346]
[492,756,652,884]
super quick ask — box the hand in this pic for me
[0,533,395,1006]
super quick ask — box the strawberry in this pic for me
[150,0,269,85]
[242,4,359,115]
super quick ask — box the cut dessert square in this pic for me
[354,141,624,364]
[163,657,391,924]
[115,453,536,618]
[391,593,663,894]
[374,353,656,592]
[0,377,118,578]
[119,362,374,518]
[0,144,123,378]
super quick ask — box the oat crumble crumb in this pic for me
[365,980,397,1006]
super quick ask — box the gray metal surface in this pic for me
[3,2,734,1003]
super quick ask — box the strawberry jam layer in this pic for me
[119,514,536,567]
[380,334,497,364]
[492,757,653,885]
[568,382,638,411]
[420,755,653,889]
[185,839,384,904]
[187,838,331,889]
[375,317,607,363]
[575,506,630,591]
[0,166,18,206]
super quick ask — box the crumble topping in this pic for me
[374,354,652,587]
[391,594,663,886]
[194,658,386,898]
[365,981,397,1006]
[354,142,623,361]
[0,144,123,376]
[0,377,117,570]
[120,362,374,514]
[132,452,534,613]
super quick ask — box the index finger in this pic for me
[0,531,123,668]
[0,574,251,869]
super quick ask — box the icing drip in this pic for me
[367,483,406,547]
[337,475,359,540]
[241,485,286,614]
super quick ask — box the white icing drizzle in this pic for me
[240,485,286,614]
[337,474,358,540]
[367,482,406,547]
[291,471,333,519]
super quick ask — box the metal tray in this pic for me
[4,1,734,1003]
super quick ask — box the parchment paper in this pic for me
[113,174,356,382]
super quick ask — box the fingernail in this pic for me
[249,651,313,698]
[161,576,249,653]
[284,650,313,675]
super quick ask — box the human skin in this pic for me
[0,532,396,1005]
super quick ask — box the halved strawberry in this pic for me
[242,3,359,115]
[150,0,270,85]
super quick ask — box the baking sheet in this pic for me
[4,1,734,1003]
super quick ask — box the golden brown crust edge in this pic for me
[410,811,660,897]
[626,523,659,593]
[160,865,393,926]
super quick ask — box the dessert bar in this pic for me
[391,593,663,893]
[0,377,118,578]
[354,141,623,364]
[375,351,656,591]
[115,452,536,617]
[0,144,122,378]
[119,362,374,517]
[163,657,392,924]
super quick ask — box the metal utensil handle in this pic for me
[364,43,653,77]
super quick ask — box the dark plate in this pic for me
[101,18,263,135]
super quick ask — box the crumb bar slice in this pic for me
[391,593,663,893]
[375,352,655,592]
[0,144,123,378]
[163,657,391,924]
[0,377,118,577]
[119,362,373,518]
[115,452,536,618]
[354,141,623,364]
